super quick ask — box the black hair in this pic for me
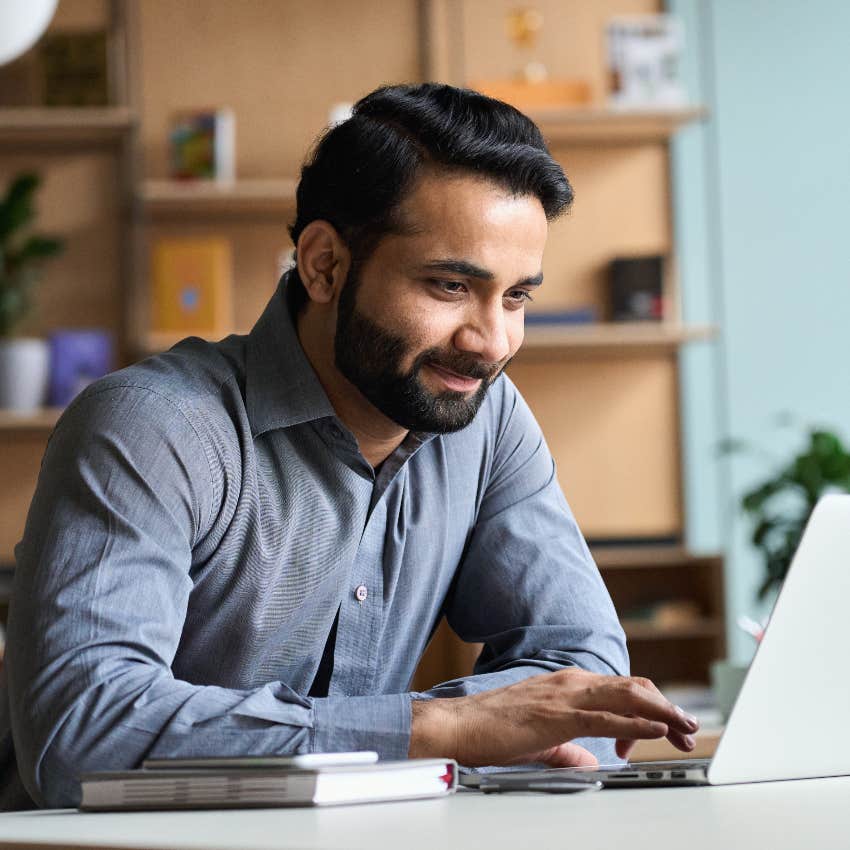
[286,82,573,312]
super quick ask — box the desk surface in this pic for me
[1,777,849,850]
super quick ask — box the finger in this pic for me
[616,738,636,761]
[568,710,668,741]
[539,742,599,768]
[635,677,700,733]
[575,678,696,734]
[632,677,700,749]
[667,729,696,752]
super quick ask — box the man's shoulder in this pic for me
[67,335,247,442]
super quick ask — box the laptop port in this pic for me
[647,772,663,779]
[671,771,687,779]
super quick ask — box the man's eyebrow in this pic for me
[422,260,544,288]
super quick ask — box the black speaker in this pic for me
[609,255,664,321]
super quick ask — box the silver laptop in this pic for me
[493,494,850,788]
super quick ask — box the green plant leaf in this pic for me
[13,235,64,263]
[751,517,775,547]
[741,478,788,512]
[0,173,39,243]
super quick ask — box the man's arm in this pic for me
[408,377,697,765]
[7,384,408,808]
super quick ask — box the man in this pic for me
[1,83,697,809]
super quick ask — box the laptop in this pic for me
[472,494,850,789]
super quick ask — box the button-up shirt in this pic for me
[1,281,628,808]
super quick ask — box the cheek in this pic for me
[505,313,525,358]
[392,309,452,355]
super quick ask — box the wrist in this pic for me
[408,698,460,759]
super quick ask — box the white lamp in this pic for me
[0,0,59,66]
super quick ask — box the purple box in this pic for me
[48,329,114,407]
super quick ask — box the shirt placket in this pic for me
[329,496,386,695]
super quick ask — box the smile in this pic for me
[426,363,483,393]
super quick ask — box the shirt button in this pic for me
[330,424,343,440]
[354,584,368,602]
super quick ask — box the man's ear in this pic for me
[296,221,351,305]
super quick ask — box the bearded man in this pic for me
[1,83,697,809]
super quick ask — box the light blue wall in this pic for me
[670,0,850,661]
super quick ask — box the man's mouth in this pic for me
[425,362,484,393]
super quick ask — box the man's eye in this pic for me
[506,290,534,304]
[432,279,466,294]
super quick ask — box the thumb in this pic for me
[538,742,599,768]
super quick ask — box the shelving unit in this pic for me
[596,547,726,683]
[1,0,725,692]
[0,106,136,146]
[139,178,297,217]
[529,105,707,144]
[520,321,716,356]
[0,408,63,432]
[622,618,723,641]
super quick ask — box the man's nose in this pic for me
[453,303,512,364]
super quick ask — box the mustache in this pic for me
[416,349,508,383]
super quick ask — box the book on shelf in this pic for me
[169,107,236,182]
[150,237,233,338]
[40,31,110,107]
[79,757,458,811]
[524,307,598,325]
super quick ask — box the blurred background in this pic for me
[0,0,848,742]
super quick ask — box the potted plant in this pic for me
[0,172,64,411]
[711,425,850,720]
[736,427,850,599]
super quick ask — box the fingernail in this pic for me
[684,734,696,749]
[676,706,699,730]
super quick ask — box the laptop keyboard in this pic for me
[626,759,711,770]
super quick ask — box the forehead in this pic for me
[389,170,548,263]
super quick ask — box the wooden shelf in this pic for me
[519,322,716,356]
[0,107,136,147]
[138,329,250,356]
[622,617,724,641]
[529,105,707,144]
[138,324,716,359]
[139,179,298,217]
[0,408,63,431]
[592,545,722,570]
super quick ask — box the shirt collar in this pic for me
[246,275,437,455]
[246,276,336,437]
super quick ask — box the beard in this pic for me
[333,272,508,433]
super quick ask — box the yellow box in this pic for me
[150,237,233,336]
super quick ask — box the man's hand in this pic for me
[409,668,699,767]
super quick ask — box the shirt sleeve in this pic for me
[416,377,630,764]
[7,384,409,809]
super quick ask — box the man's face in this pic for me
[334,171,548,433]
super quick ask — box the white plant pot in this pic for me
[0,337,50,412]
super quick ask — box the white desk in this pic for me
[0,778,848,850]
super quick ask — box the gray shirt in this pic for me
[1,281,628,808]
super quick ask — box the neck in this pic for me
[296,306,408,468]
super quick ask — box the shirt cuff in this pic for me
[310,693,411,759]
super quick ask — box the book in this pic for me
[149,237,233,337]
[142,751,379,770]
[169,108,236,182]
[40,31,110,107]
[606,14,686,108]
[79,758,457,811]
